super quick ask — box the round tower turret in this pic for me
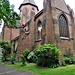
[19,0,38,25]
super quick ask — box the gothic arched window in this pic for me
[37,20,42,40]
[59,14,69,37]
[38,31,40,40]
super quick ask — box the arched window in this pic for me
[59,14,69,37]
[37,20,42,40]
[38,31,40,40]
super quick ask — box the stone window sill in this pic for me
[60,37,74,40]
[35,39,42,42]
[60,37,70,40]
[25,31,30,35]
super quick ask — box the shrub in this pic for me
[62,57,74,65]
[27,49,38,63]
[1,56,5,62]
[20,54,26,66]
[32,44,61,68]
[8,56,15,64]
[72,58,75,64]
[22,49,30,61]
[0,41,12,61]
[20,49,30,65]
[61,60,66,66]
[63,57,69,64]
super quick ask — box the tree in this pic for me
[0,0,20,27]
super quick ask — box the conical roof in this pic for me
[19,0,38,10]
[22,0,36,6]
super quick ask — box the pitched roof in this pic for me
[17,20,21,26]
[34,9,44,21]
[19,0,38,10]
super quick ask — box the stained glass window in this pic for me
[59,15,69,37]
[37,21,42,40]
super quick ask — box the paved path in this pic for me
[0,63,38,75]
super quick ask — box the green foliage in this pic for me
[8,25,14,28]
[0,0,20,28]
[27,49,38,62]
[14,25,19,29]
[20,54,26,66]
[0,0,11,24]
[15,58,22,62]
[0,41,12,61]
[35,44,61,68]
[61,60,66,66]
[72,58,75,64]
[63,57,69,64]
[28,44,61,68]
[9,56,15,64]
[9,11,20,27]
[62,57,75,65]
[20,49,30,66]
[23,49,30,56]
[62,49,75,65]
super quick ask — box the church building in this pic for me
[0,0,75,58]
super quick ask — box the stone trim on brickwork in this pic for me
[60,37,69,40]
[60,37,74,41]
[55,7,70,15]
[53,19,58,24]
[35,39,42,42]
[34,9,44,21]
[11,36,19,42]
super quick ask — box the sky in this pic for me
[9,0,75,14]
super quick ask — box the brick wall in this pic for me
[1,26,20,42]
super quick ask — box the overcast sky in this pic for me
[9,0,75,14]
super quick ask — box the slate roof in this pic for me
[17,20,21,26]
[19,0,38,10]
[22,0,36,6]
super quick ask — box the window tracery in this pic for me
[59,14,69,37]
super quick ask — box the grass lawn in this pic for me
[2,62,75,75]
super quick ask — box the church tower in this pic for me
[19,0,38,25]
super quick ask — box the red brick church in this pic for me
[0,0,75,58]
